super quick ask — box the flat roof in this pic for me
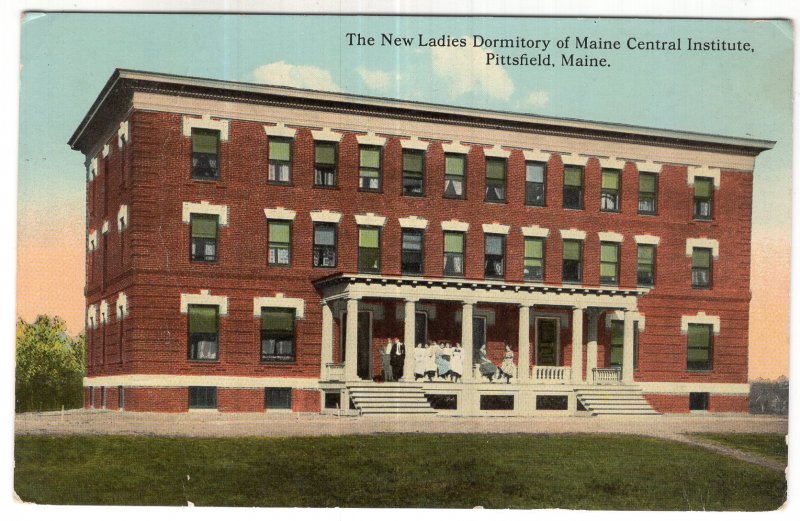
[69,69,776,156]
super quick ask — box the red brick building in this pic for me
[69,70,773,415]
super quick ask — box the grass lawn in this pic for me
[692,433,788,466]
[15,434,786,510]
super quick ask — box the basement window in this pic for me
[426,394,458,410]
[480,395,514,411]
[266,387,293,410]
[324,392,341,409]
[536,395,569,410]
[689,392,710,411]
[189,386,217,409]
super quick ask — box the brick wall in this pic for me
[218,388,265,412]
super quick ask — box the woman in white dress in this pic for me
[424,343,437,381]
[499,344,516,383]
[449,343,464,382]
[413,343,427,381]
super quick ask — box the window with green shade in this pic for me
[190,214,218,262]
[444,154,466,199]
[261,307,296,362]
[609,320,639,369]
[562,239,583,283]
[524,237,545,281]
[600,169,621,212]
[692,247,713,288]
[638,172,658,215]
[314,142,337,187]
[637,244,656,286]
[188,304,219,361]
[444,231,465,277]
[358,227,381,273]
[563,165,584,209]
[192,128,220,180]
[525,162,546,206]
[687,323,713,371]
[268,138,292,184]
[485,158,507,203]
[600,242,620,285]
[359,146,382,192]
[694,177,714,219]
[268,221,291,266]
[403,149,425,196]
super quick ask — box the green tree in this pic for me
[15,315,87,412]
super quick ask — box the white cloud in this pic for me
[251,61,340,92]
[356,67,392,91]
[430,46,514,100]
[524,91,550,108]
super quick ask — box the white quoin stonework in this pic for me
[116,292,128,319]
[182,201,229,226]
[87,305,98,329]
[90,157,98,180]
[686,238,720,258]
[88,230,98,251]
[180,290,229,315]
[253,295,306,319]
[117,205,129,232]
[118,120,129,147]
[102,144,110,158]
[99,300,110,324]
[681,312,721,334]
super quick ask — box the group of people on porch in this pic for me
[381,339,517,383]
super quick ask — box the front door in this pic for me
[536,318,560,366]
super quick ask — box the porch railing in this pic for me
[324,363,345,381]
[533,366,572,384]
[592,367,622,385]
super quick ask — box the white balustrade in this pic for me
[533,366,572,384]
[325,363,345,381]
[592,367,622,385]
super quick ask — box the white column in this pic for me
[345,298,359,381]
[517,305,531,381]
[571,306,584,384]
[461,301,475,382]
[320,301,334,379]
[401,299,417,381]
[585,309,599,384]
[622,309,636,384]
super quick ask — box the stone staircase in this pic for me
[347,382,437,415]
[575,386,660,416]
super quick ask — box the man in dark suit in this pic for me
[390,337,405,381]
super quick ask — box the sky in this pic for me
[14,14,793,379]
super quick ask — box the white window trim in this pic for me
[442,142,470,154]
[88,230,98,252]
[101,220,110,235]
[598,157,626,169]
[253,294,305,319]
[634,234,661,246]
[182,201,229,226]
[521,225,550,238]
[681,312,721,334]
[522,150,551,163]
[180,290,229,315]
[688,166,721,189]
[87,305,98,329]
[598,231,624,243]
[400,138,429,150]
[311,128,342,142]
[686,238,719,258]
[560,228,587,241]
[263,207,297,221]
[99,300,110,324]
[605,310,646,331]
[356,133,386,146]
[182,114,229,141]
[482,223,510,235]
[398,216,429,229]
[310,210,342,223]
[117,205,129,232]
[263,123,297,138]
[483,147,511,159]
[561,154,587,166]
[90,157,98,180]
[354,213,387,227]
[441,219,470,232]
[635,161,661,174]
[102,144,110,158]
[118,121,129,148]
[116,292,128,320]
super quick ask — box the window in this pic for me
[190,214,218,262]
[692,248,713,288]
[687,324,713,371]
[609,320,639,369]
[402,149,425,196]
[485,158,507,202]
[637,244,656,286]
[639,172,658,215]
[693,177,714,219]
[444,154,466,199]
[600,242,620,285]
[266,387,293,409]
[359,146,382,192]
[484,234,505,279]
[268,138,292,184]
[524,237,545,281]
[563,165,584,209]
[268,221,291,266]
[261,308,296,362]
[444,232,465,277]
[690,392,710,411]
[401,229,424,275]
[358,227,381,273]
[188,305,219,361]
[313,223,337,268]
[526,161,546,206]
[314,142,337,187]
[562,239,583,283]
[600,169,621,212]
[189,386,217,409]
[191,128,220,180]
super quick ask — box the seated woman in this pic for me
[424,343,438,381]
[477,344,500,383]
[449,343,464,383]
[498,344,516,384]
